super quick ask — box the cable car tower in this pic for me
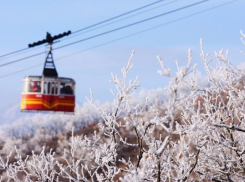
[21,31,76,113]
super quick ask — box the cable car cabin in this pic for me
[21,31,75,113]
[21,76,75,113]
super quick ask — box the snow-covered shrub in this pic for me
[1,32,245,181]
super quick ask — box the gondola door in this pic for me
[43,81,58,111]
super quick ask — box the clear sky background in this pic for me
[0,0,245,125]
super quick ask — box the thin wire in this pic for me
[0,46,43,62]
[62,0,180,41]
[0,0,238,79]
[0,0,208,68]
[0,48,29,59]
[54,0,208,49]
[72,0,166,34]
[0,0,166,60]
[0,51,45,67]
[0,63,43,78]
[0,0,177,62]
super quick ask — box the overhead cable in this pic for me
[0,46,43,62]
[62,0,180,41]
[0,0,209,68]
[0,0,166,60]
[54,0,209,50]
[72,0,166,34]
[0,48,29,59]
[0,0,238,79]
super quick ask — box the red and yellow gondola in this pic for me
[21,31,76,113]
[21,76,75,112]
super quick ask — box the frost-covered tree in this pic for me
[1,32,245,181]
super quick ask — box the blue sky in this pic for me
[0,0,245,124]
